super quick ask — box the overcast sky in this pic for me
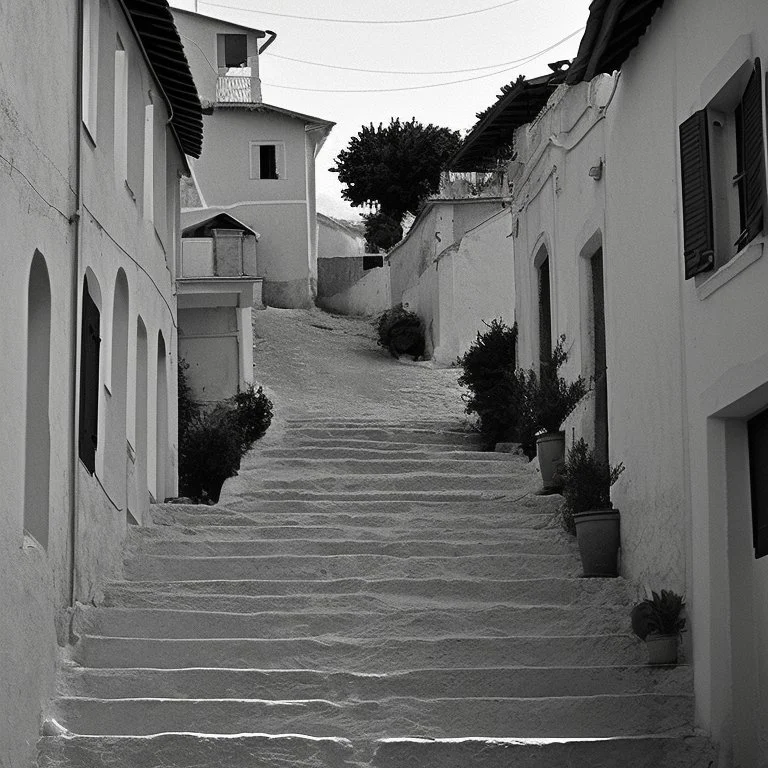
[170,0,593,219]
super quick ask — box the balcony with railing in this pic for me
[216,75,261,104]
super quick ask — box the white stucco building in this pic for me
[446,0,768,762]
[0,1,201,763]
[172,8,335,308]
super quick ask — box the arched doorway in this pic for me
[155,331,168,502]
[107,269,129,504]
[24,251,51,547]
[134,317,148,520]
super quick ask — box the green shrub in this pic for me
[375,304,425,359]
[177,368,273,503]
[457,320,521,446]
[559,438,625,534]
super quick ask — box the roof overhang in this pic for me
[121,0,204,158]
[448,73,563,172]
[565,0,665,85]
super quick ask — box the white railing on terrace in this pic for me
[216,76,258,103]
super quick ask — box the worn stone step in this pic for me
[73,634,648,670]
[279,427,481,446]
[102,576,631,609]
[53,693,695,738]
[37,733,355,768]
[128,532,574,557]
[76,604,628,639]
[260,447,512,461]
[250,458,521,476]
[63,665,692,701]
[244,472,531,494]
[123,552,580,581]
[258,438,480,452]
[371,735,715,768]
[284,418,466,430]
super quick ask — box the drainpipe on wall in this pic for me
[69,0,85,608]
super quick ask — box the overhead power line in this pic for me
[265,28,584,75]
[198,0,524,24]
[262,27,584,93]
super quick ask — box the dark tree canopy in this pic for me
[330,117,462,227]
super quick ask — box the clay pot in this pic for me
[573,509,620,577]
[536,431,565,491]
[646,633,679,665]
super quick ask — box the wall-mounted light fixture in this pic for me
[588,159,603,181]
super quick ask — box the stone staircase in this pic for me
[38,417,713,767]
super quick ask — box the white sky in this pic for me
[170,0,594,220]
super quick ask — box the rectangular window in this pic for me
[680,58,765,278]
[748,407,768,558]
[114,38,128,182]
[249,141,285,180]
[143,102,154,221]
[78,286,101,474]
[217,33,248,68]
[82,0,99,138]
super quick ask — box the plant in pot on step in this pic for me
[560,438,625,577]
[518,336,588,490]
[630,589,686,665]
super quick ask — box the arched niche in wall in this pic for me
[106,269,130,505]
[79,269,102,475]
[533,242,552,371]
[155,330,169,502]
[134,316,149,520]
[24,250,52,548]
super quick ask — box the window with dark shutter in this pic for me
[736,58,765,250]
[78,286,101,473]
[748,407,768,559]
[679,110,715,279]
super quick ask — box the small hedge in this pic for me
[178,362,273,503]
[457,319,520,446]
[375,304,425,359]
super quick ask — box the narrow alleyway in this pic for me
[39,310,712,767]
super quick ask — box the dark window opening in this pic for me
[78,284,101,473]
[591,249,609,464]
[363,254,384,270]
[260,144,278,179]
[538,256,552,370]
[748,406,768,559]
[221,34,248,68]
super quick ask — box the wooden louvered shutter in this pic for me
[78,288,101,473]
[680,110,715,278]
[737,58,765,249]
[748,407,768,559]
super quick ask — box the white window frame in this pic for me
[114,37,128,183]
[249,141,286,180]
[82,0,100,139]
[143,100,154,221]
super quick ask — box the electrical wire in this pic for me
[262,32,582,93]
[265,27,584,75]
[197,0,525,24]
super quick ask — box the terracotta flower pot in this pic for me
[536,431,565,491]
[646,633,679,665]
[573,508,620,577]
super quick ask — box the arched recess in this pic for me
[134,316,149,519]
[155,331,169,502]
[106,269,129,504]
[79,269,102,475]
[533,242,552,371]
[579,231,608,463]
[24,251,52,547]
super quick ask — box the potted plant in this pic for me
[630,589,686,665]
[561,438,625,576]
[519,336,587,490]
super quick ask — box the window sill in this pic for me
[696,240,764,300]
[82,121,96,148]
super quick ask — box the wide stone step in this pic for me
[38,733,355,768]
[128,532,573,557]
[371,735,715,768]
[53,693,695,738]
[279,427,481,446]
[260,447,513,461]
[250,457,520,476]
[77,604,628,639]
[259,438,479,452]
[244,472,531,493]
[63,665,692,701]
[73,634,648,670]
[102,576,631,609]
[284,418,466,430]
[123,552,580,581]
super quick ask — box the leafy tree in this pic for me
[330,118,462,247]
